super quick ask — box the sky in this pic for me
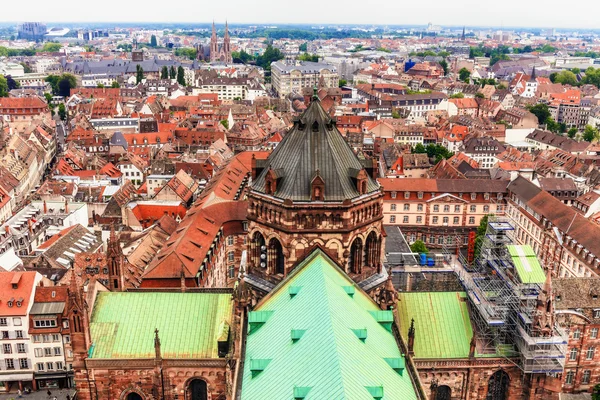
[2,0,599,30]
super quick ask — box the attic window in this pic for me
[369,310,394,332]
[343,286,355,297]
[249,359,271,377]
[365,386,384,399]
[384,358,405,375]
[293,387,311,399]
[288,286,301,298]
[291,329,306,342]
[352,328,367,342]
[248,311,273,334]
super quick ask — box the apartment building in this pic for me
[0,271,43,393]
[379,178,508,248]
[507,176,600,278]
[29,286,73,390]
[271,61,339,98]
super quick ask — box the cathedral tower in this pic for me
[246,90,384,287]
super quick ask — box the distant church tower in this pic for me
[210,21,232,63]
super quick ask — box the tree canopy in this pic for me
[0,75,8,97]
[177,66,186,86]
[459,68,471,83]
[553,70,578,86]
[410,240,429,254]
[45,73,77,97]
[583,125,599,142]
[297,53,319,62]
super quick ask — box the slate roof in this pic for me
[241,249,417,400]
[89,291,232,359]
[252,97,379,201]
[397,292,474,359]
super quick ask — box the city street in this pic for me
[0,389,75,400]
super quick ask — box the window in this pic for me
[0,318,6,326]
[37,363,44,372]
[483,205,490,213]
[433,205,439,212]
[404,192,410,199]
[443,205,450,213]
[56,361,64,370]
[52,334,60,342]
[390,215,396,223]
[35,348,43,357]
[12,317,21,326]
[595,310,600,319]
[63,320,69,329]
[5,359,14,370]
[44,348,52,357]
[42,335,51,343]
[32,335,40,343]
[469,216,475,224]
[417,204,423,212]
[15,331,23,339]
[64,335,70,344]
[573,329,581,339]
[586,347,595,360]
[34,319,57,328]
[443,217,449,224]
[391,192,397,199]
[54,347,62,356]
[403,216,409,223]
[454,205,461,213]
[228,251,235,263]
[438,236,444,244]
[19,359,28,369]
[227,236,234,246]
[470,205,476,213]
[582,370,591,384]
[3,344,11,354]
[591,328,599,339]
[471,193,477,200]
[403,204,410,211]
[567,347,575,361]
[453,217,460,224]
[565,370,575,384]
[433,216,438,224]
[416,216,422,223]
[228,265,235,279]
[429,236,435,244]
[46,362,53,371]
[390,204,397,211]
[418,192,423,199]
[1,331,8,339]
[17,343,25,353]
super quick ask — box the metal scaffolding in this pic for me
[443,217,567,374]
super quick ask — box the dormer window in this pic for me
[311,171,325,201]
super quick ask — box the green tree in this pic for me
[58,103,66,121]
[161,66,169,79]
[39,42,61,53]
[45,73,77,97]
[413,143,426,153]
[459,67,471,83]
[136,64,144,84]
[117,43,133,52]
[174,48,197,60]
[298,53,319,62]
[527,103,551,125]
[473,214,490,262]
[439,59,448,76]
[0,75,8,97]
[5,76,19,90]
[391,110,401,119]
[232,50,255,64]
[97,83,105,88]
[111,81,120,88]
[410,240,429,254]
[169,66,176,79]
[554,70,578,86]
[567,127,578,138]
[220,119,229,129]
[339,79,347,87]
[583,125,599,142]
[299,42,308,52]
[176,66,186,86]
[450,93,465,99]
[150,35,157,47]
[20,62,32,73]
[256,45,285,78]
[475,92,485,99]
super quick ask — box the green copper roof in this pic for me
[89,292,232,359]
[507,245,546,284]
[397,292,474,359]
[241,249,417,400]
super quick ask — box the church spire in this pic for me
[225,20,230,39]
[532,270,555,337]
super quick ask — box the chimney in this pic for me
[43,200,47,214]
[64,199,68,214]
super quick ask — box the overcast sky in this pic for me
[2,0,599,30]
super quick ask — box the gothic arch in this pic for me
[268,238,285,275]
[325,238,345,261]
[349,237,363,274]
[435,385,452,400]
[120,388,146,400]
[184,377,208,400]
[251,231,266,270]
[486,370,510,400]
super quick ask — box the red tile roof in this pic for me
[0,271,39,316]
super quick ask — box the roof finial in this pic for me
[312,85,319,101]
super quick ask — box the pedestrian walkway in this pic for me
[0,389,75,400]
